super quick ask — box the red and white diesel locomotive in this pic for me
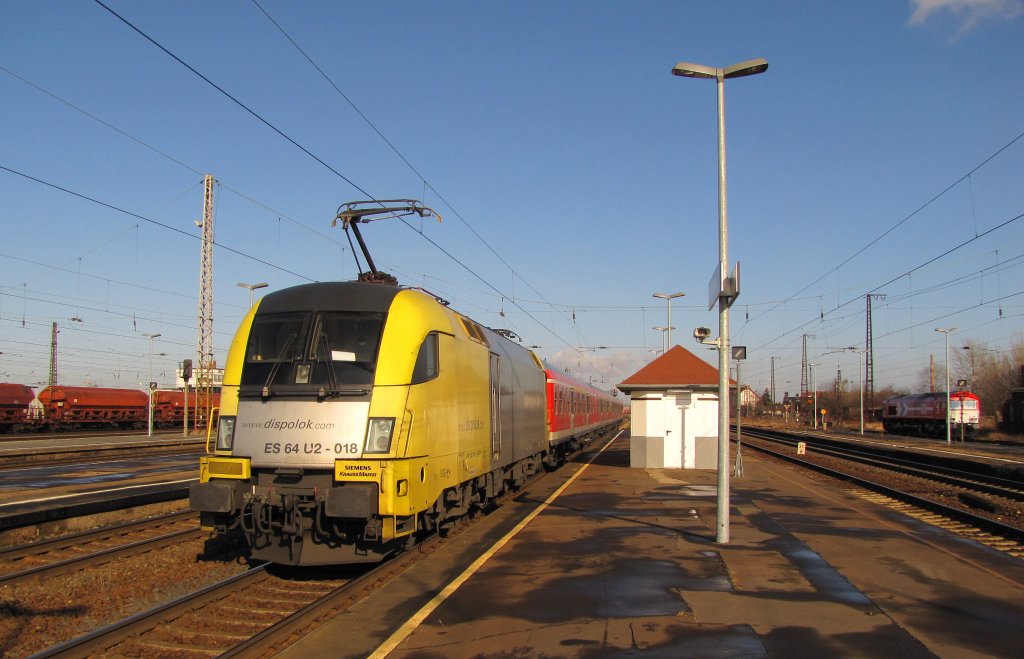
[881,390,981,437]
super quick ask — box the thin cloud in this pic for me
[909,0,1024,36]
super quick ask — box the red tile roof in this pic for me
[617,345,732,391]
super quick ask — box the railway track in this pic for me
[743,427,1024,499]
[18,436,609,657]
[0,428,195,442]
[34,534,444,658]
[741,427,1024,557]
[0,511,202,586]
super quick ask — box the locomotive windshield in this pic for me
[241,311,384,392]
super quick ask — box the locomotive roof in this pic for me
[257,281,403,314]
[883,390,977,401]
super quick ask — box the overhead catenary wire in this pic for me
[750,130,1024,327]
[1,64,351,253]
[249,0,561,313]
[92,0,599,368]
[755,209,1024,351]
[251,0,585,355]
[5,5,1018,390]
[0,165,316,283]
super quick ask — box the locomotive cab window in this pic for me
[242,311,303,370]
[310,312,384,387]
[241,311,384,390]
[412,332,440,384]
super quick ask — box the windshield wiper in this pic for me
[315,329,340,392]
[262,332,297,397]
[319,386,371,398]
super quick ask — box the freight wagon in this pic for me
[36,386,150,431]
[0,383,35,432]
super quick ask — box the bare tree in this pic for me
[957,338,1024,422]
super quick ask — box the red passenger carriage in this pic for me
[544,368,624,451]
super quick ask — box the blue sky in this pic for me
[1,0,1021,400]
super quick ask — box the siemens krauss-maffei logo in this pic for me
[242,418,336,431]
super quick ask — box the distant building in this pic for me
[738,384,758,410]
[617,346,732,469]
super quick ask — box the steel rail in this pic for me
[743,436,1024,544]
[221,534,444,659]
[31,429,617,657]
[1,527,203,587]
[0,509,194,562]
[743,427,1024,500]
[31,565,272,658]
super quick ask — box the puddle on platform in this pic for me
[678,485,718,497]
[786,546,873,606]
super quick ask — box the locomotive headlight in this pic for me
[216,416,236,451]
[363,417,395,454]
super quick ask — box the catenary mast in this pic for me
[196,174,215,427]
[865,293,885,408]
[48,322,58,386]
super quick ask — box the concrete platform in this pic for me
[281,433,1024,658]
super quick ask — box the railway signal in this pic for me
[182,358,192,437]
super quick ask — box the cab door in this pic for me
[489,353,500,459]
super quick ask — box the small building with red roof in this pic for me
[616,345,730,469]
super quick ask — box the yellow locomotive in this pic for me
[191,281,553,564]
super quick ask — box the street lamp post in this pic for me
[653,292,685,350]
[653,326,674,354]
[237,282,268,307]
[810,363,819,430]
[732,346,746,478]
[935,328,957,445]
[674,58,767,544]
[844,347,867,435]
[143,332,161,437]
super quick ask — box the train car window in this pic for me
[412,332,440,384]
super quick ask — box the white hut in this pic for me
[617,346,731,469]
